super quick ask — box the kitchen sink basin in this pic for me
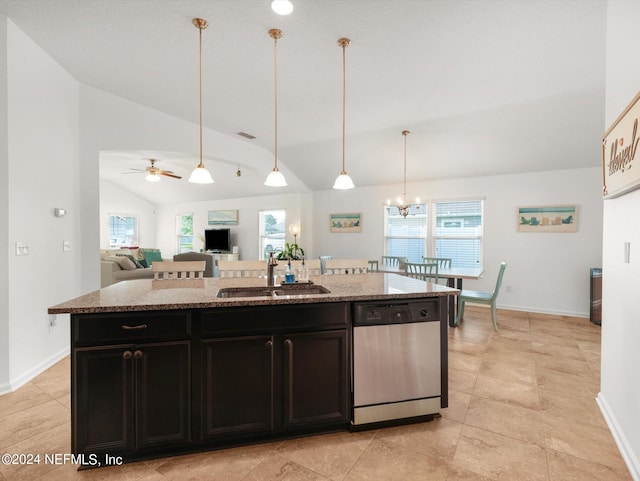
[273,286,331,296]
[216,284,331,298]
[216,287,274,298]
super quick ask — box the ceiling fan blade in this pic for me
[128,168,147,172]
[160,172,182,179]
[122,171,145,174]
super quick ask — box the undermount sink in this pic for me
[216,285,331,298]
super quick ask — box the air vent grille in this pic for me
[237,132,256,140]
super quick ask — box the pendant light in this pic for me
[271,0,294,15]
[188,18,214,184]
[264,28,287,187]
[333,37,355,190]
[387,130,420,217]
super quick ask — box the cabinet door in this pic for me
[282,330,348,430]
[135,341,191,449]
[74,345,135,454]
[201,335,275,439]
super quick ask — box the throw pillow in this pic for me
[138,259,149,268]
[117,253,145,269]
[143,250,163,265]
[114,256,137,270]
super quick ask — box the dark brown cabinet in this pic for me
[201,335,275,439]
[282,330,348,430]
[74,332,191,456]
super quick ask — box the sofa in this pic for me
[100,248,158,287]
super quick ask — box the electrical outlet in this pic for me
[63,240,71,252]
[49,314,57,332]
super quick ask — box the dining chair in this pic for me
[404,262,439,282]
[218,260,266,278]
[173,252,214,277]
[381,256,408,268]
[422,257,452,268]
[319,255,333,275]
[457,262,507,331]
[152,260,206,280]
[368,260,379,272]
[325,258,369,274]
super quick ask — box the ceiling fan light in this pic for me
[265,168,287,187]
[188,165,214,184]
[333,172,355,190]
[145,173,161,182]
[271,0,293,15]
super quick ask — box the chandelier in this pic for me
[387,130,420,217]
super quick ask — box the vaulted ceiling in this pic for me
[0,0,607,203]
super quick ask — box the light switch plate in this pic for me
[63,240,71,252]
[16,242,29,256]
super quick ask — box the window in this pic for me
[259,210,286,261]
[176,213,194,254]
[384,204,427,263]
[383,199,484,268]
[108,214,138,248]
[433,200,483,268]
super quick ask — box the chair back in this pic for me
[490,262,508,300]
[275,259,322,277]
[368,260,379,272]
[381,256,407,267]
[319,256,333,274]
[404,262,439,282]
[422,257,452,268]
[152,261,206,280]
[325,258,368,274]
[218,260,266,278]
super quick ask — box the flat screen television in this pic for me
[205,228,231,252]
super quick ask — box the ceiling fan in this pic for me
[123,159,182,182]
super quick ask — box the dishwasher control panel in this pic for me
[353,300,438,326]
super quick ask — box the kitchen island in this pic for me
[49,273,456,466]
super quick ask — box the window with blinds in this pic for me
[176,213,194,254]
[383,199,484,268]
[433,200,483,268]
[108,214,138,248]
[384,204,427,263]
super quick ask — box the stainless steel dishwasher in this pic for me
[352,300,443,427]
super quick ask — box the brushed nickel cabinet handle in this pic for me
[133,350,143,359]
[121,324,148,330]
[122,351,132,360]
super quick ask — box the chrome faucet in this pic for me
[267,252,278,287]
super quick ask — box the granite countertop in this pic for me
[48,273,458,314]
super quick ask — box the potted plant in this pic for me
[276,242,305,260]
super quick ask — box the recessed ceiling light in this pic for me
[271,0,293,15]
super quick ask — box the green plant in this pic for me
[276,242,305,261]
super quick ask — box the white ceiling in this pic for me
[0,0,608,203]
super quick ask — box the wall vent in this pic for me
[237,131,256,140]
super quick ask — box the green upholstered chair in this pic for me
[457,262,507,331]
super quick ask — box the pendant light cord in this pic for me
[274,32,279,169]
[341,41,346,174]
[198,21,204,168]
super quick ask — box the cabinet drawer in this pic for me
[73,311,191,346]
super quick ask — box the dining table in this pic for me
[378,264,484,326]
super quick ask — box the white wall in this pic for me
[0,18,10,391]
[313,167,603,317]
[3,20,80,392]
[155,192,312,260]
[99,180,157,249]
[599,2,640,479]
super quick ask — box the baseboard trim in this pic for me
[596,392,640,481]
[0,347,70,396]
[468,302,589,319]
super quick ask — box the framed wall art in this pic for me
[602,90,640,199]
[330,213,362,233]
[517,205,578,233]
[208,210,238,226]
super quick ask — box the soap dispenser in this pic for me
[285,258,295,283]
[298,256,309,282]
